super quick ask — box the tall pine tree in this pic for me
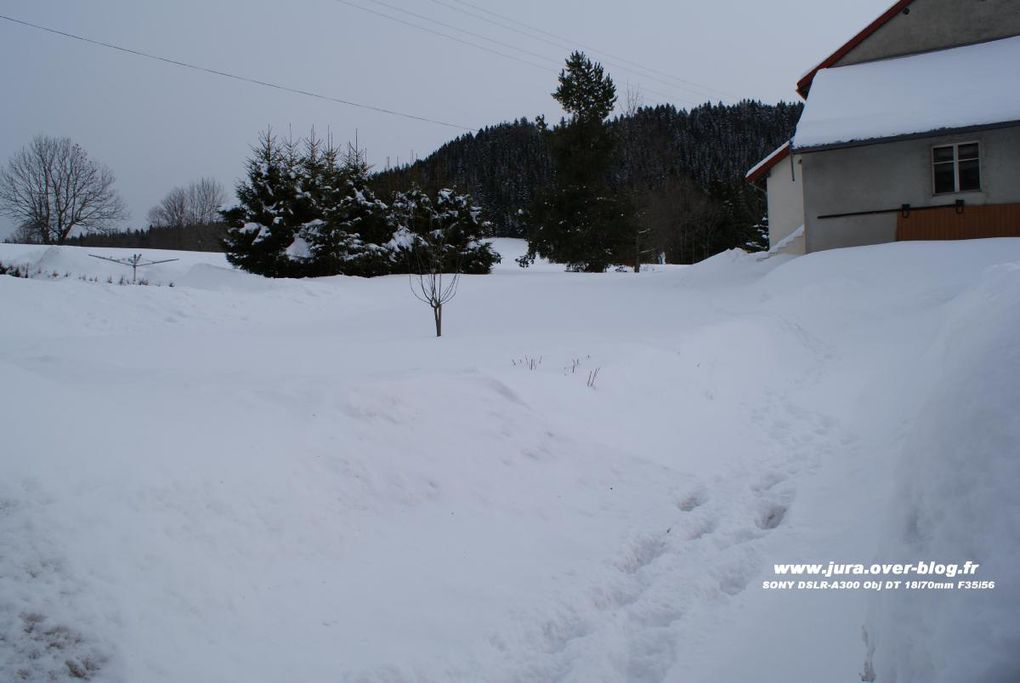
[521,52,632,272]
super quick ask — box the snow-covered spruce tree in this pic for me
[390,187,500,275]
[286,133,344,276]
[225,132,499,278]
[301,145,393,277]
[433,189,501,274]
[223,130,309,277]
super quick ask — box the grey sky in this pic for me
[0,0,892,237]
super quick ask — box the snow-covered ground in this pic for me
[1,238,1018,682]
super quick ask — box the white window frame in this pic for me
[932,141,980,195]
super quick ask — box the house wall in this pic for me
[802,125,1020,252]
[765,153,805,253]
[836,0,1020,66]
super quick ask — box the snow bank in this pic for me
[794,35,1020,149]
[174,263,278,292]
[0,244,231,285]
[865,261,1020,683]
[676,247,786,287]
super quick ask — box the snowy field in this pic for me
[1,238,1018,682]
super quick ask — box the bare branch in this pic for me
[149,177,226,228]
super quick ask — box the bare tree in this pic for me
[638,175,717,264]
[148,186,190,228]
[149,177,226,228]
[0,136,127,244]
[408,228,460,338]
[187,177,227,225]
[618,83,654,271]
[622,82,644,117]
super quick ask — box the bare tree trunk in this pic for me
[408,210,460,339]
[634,231,641,273]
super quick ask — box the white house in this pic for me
[748,0,1020,254]
[746,142,804,254]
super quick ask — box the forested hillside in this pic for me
[374,100,802,263]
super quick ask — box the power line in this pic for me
[443,0,718,93]
[420,0,709,102]
[362,0,558,66]
[440,0,737,100]
[332,0,551,72]
[0,13,474,131]
[334,0,685,104]
[358,0,683,103]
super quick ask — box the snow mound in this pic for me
[865,261,1020,683]
[676,247,784,287]
[0,244,231,284]
[175,263,277,292]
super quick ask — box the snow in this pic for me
[793,35,1020,149]
[744,140,790,181]
[769,225,804,253]
[286,234,312,260]
[242,221,272,244]
[0,244,231,285]
[863,261,1020,682]
[2,238,1019,682]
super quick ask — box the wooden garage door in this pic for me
[897,202,1020,241]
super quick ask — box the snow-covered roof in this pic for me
[793,35,1020,150]
[745,141,791,184]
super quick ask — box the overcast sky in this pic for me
[0,0,892,237]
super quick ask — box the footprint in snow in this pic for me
[619,536,668,574]
[677,489,707,512]
[756,503,788,530]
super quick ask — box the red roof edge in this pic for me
[796,0,915,98]
[745,141,791,185]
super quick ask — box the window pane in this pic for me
[933,146,955,162]
[958,143,979,160]
[934,163,956,193]
[958,159,980,191]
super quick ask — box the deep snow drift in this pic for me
[1,238,1018,682]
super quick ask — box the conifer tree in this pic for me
[284,131,339,274]
[223,130,304,277]
[300,142,390,277]
[224,129,501,278]
[432,189,500,274]
[391,187,500,274]
[522,52,632,272]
